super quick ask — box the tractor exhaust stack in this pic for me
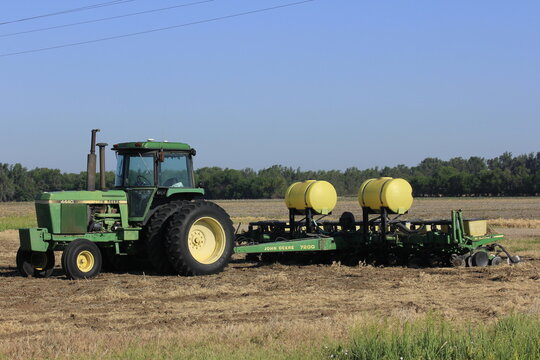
[87,129,100,191]
[97,142,108,190]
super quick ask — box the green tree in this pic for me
[10,164,38,201]
[0,164,16,201]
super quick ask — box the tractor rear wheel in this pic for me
[143,201,186,274]
[62,239,102,280]
[16,248,55,278]
[165,201,234,275]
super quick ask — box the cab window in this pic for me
[158,153,192,187]
[114,154,125,187]
[125,154,155,186]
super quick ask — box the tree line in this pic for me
[1,152,538,202]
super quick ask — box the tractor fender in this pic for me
[19,228,52,252]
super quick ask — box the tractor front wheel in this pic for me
[16,248,55,278]
[165,201,234,275]
[62,239,102,280]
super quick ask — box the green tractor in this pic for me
[17,129,234,279]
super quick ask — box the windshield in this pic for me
[158,153,192,187]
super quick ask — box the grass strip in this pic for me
[328,313,540,360]
[94,340,319,360]
[67,314,540,360]
[0,215,36,231]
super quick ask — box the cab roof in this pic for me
[112,141,192,151]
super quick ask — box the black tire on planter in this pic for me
[407,255,425,269]
[62,239,102,280]
[16,248,55,278]
[471,251,489,267]
[143,201,187,274]
[165,201,234,276]
[490,256,503,266]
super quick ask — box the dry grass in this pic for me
[0,202,34,217]
[489,218,540,229]
[2,197,540,224]
[0,315,343,360]
[0,198,539,359]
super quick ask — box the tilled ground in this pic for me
[1,227,539,359]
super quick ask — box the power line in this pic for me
[1,0,214,38]
[1,0,215,38]
[0,0,315,58]
[0,0,138,26]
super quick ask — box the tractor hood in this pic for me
[35,190,127,234]
[36,190,127,204]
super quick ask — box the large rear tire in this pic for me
[165,201,234,275]
[62,239,102,280]
[143,201,186,274]
[16,248,55,278]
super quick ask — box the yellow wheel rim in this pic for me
[76,250,95,272]
[188,217,226,264]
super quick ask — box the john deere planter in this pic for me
[16,130,519,280]
[235,178,520,267]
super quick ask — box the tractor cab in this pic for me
[112,141,202,219]
[112,141,195,189]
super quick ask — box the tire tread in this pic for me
[142,201,187,274]
[165,201,234,276]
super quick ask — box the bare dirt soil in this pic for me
[0,198,539,359]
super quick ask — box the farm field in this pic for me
[0,197,539,359]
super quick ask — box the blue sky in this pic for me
[0,0,538,173]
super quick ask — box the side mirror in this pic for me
[158,151,165,162]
